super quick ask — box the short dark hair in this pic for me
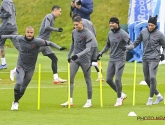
[26,26,34,30]
[52,5,61,11]
[73,16,82,22]
[72,13,81,20]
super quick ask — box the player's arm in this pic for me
[76,38,92,58]
[92,26,96,37]
[1,35,19,39]
[125,32,142,50]
[37,38,65,50]
[0,2,12,18]
[121,32,133,51]
[68,33,74,58]
[44,17,62,32]
[159,33,165,55]
[122,32,133,46]
[45,41,61,50]
[99,35,111,55]
[90,22,96,36]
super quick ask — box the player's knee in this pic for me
[150,77,156,83]
[145,79,150,83]
[106,78,113,83]
[14,84,21,90]
[49,54,58,62]
[20,88,26,94]
[14,89,20,93]
[0,48,5,56]
[115,79,121,84]
[54,55,58,62]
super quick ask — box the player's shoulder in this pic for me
[84,28,94,36]
[83,28,92,34]
[45,13,53,19]
[140,28,148,33]
[82,18,93,24]
[34,37,44,42]
[2,0,13,4]
[72,29,77,33]
[119,28,129,35]
[155,29,165,37]
[82,18,89,22]
[84,27,90,32]
[108,30,112,35]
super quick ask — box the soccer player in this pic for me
[1,26,66,110]
[0,0,18,70]
[10,5,67,84]
[97,17,132,106]
[61,16,94,108]
[124,15,165,105]
[72,14,104,82]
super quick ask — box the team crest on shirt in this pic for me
[153,35,156,38]
[31,44,35,48]
[117,36,120,39]
[17,66,21,69]
[80,36,84,40]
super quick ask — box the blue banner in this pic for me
[128,0,161,24]
[134,0,152,21]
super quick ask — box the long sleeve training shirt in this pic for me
[1,35,61,70]
[127,28,165,61]
[68,28,94,62]
[0,0,17,31]
[38,13,59,40]
[100,28,132,61]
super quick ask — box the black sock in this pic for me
[14,89,20,103]
[18,92,24,100]
[94,66,99,72]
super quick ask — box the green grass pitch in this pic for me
[0,48,165,125]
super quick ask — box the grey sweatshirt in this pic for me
[82,18,97,47]
[100,28,133,61]
[38,13,59,40]
[0,0,17,31]
[1,35,61,70]
[68,28,94,62]
[126,28,165,61]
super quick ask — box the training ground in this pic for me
[0,48,165,125]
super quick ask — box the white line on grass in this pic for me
[0,70,98,73]
[0,86,66,90]
[0,83,164,90]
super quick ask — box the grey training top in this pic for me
[100,28,132,61]
[82,18,97,47]
[1,35,61,70]
[127,28,165,61]
[68,28,93,63]
[38,13,59,40]
[82,18,96,36]
[0,0,17,31]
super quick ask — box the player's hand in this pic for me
[58,28,63,32]
[160,54,164,61]
[97,53,102,60]
[68,58,71,63]
[71,55,78,61]
[121,46,126,51]
[60,47,67,51]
